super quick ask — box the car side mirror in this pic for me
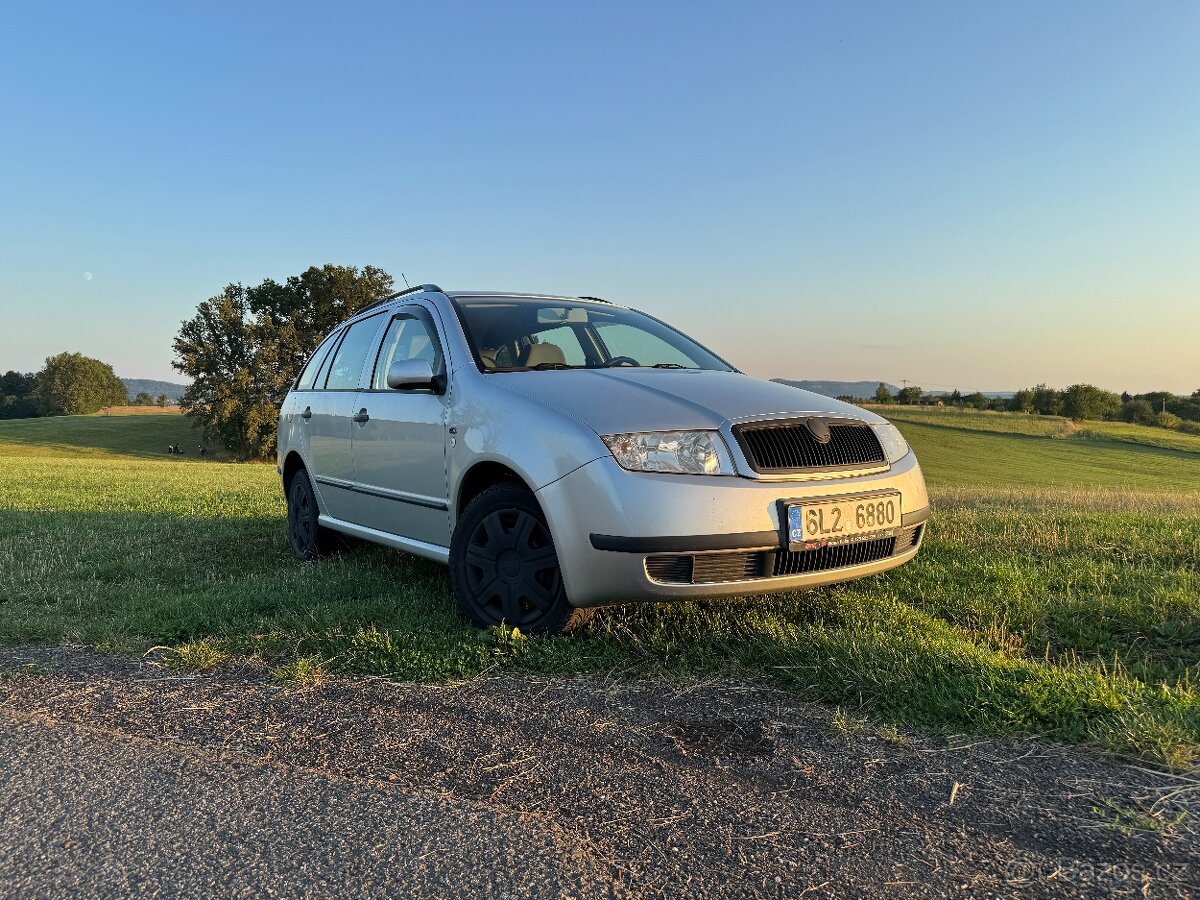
[386,359,436,390]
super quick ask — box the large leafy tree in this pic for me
[173,264,394,459]
[33,352,128,416]
[1061,383,1121,422]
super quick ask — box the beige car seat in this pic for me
[524,342,567,367]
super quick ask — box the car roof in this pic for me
[340,289,626,330]
[446,291,624,307]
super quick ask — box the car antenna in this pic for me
[401,273,410,288]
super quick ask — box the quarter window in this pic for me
[296,330,342,391]
[324,314,384,390]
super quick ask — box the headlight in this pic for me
[872,422,910,463]
[602,431,735,475]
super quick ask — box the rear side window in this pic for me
[324,314,384,390]
[296,330,341,391]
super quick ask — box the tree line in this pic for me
[12,263,1196,456]
[0,353,129,419]
[858,383,1200,432]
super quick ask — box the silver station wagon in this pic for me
[278,285,929,634]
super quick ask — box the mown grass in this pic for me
[0,412,221,460]
[1,413,1198,767]
[877,404,1200,455]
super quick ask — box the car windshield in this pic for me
[451,298,734,373]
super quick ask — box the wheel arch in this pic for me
[455,460,532,520]
[281,450,307,493]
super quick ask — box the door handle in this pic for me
[300,406,312,420]
[352,408,370,424]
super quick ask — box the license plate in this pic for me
[787,493,901,549]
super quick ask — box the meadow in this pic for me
[1,409,1198,768]
[877,404,1200,455]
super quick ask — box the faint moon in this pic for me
[83,271,93,282]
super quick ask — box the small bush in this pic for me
[151,639,229,671]
[272,655,330,685]
[1156,411,1182,430]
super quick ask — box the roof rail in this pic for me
[358,283,443,315]
[577,295,610,304]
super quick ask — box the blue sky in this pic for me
[1,1,1197,393]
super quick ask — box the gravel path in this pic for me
[0,646,1194,898]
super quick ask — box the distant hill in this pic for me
[120,378,188,402]
[926,390,1016,400]
[772,379,899,399]
[773,380,1015,400]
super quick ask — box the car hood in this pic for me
[492,369,884,435]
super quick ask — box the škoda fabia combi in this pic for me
[278,285,929,634]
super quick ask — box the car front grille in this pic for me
[644,526,923,586]
[734,419,886,473]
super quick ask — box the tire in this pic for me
[287,469,338,560]
[449,483,593,635]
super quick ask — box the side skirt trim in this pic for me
[318,515,451,564]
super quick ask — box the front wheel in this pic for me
[449,484,593,635]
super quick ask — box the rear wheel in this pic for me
[287,469,338,560]
[450,484,593,635]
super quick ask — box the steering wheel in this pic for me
[603,356,641,367]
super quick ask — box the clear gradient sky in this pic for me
[1,2,1197,393]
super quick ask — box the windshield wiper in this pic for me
[651,363,686,369]
[530,362,574,370]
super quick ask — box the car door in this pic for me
[305,311,387,523]
[350,307,451,547]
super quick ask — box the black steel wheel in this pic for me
[449,484,593,635]
[287,469,337,560]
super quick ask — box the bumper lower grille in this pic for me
[734,419,886,473]
[644,526,923,586]
[897,523,923,552]
[772,536,895,577]
[645,555,693,583]
[692,552,767,583]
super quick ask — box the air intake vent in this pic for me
[645,555,693,584]
[773,536,896,576]
[897,524,923,551]
[735,420,886,473]
[692,552,767,584]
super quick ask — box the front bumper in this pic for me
[535,452,929,607]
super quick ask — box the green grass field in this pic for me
[2,410,1198,767]
[877,404,1200,454]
